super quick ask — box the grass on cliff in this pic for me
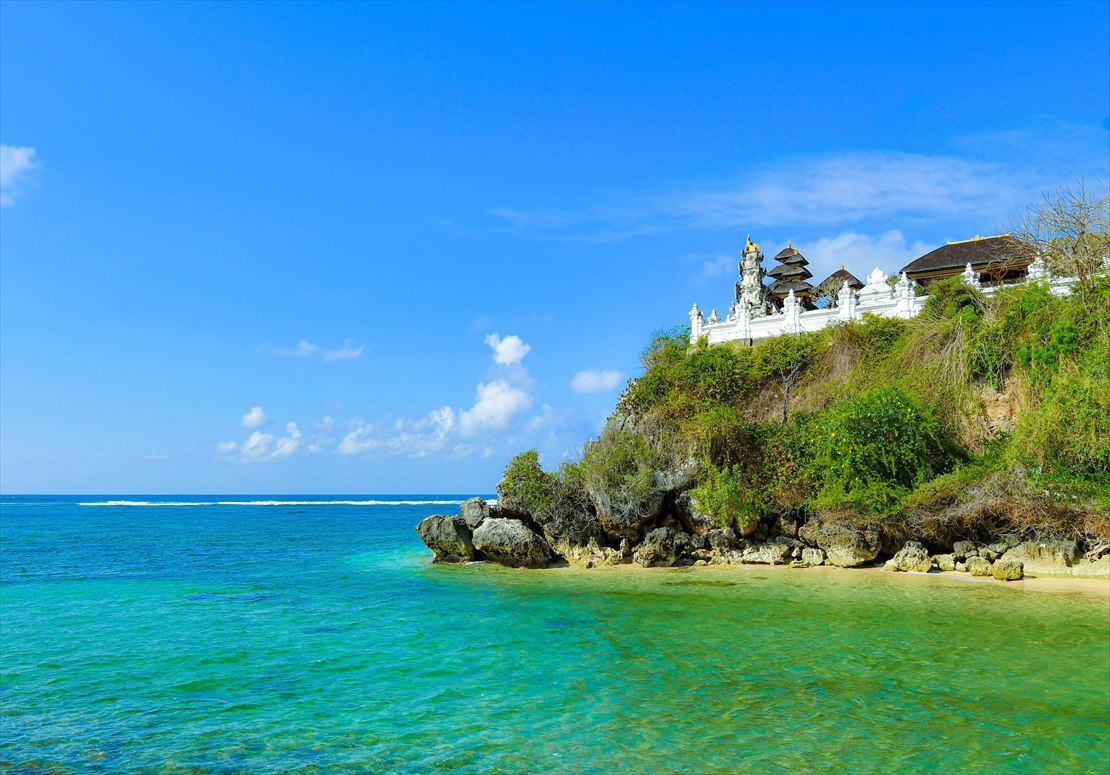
[507,274,1106,545]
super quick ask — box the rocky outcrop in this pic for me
[531,485,604,558]
[739,539,792,565]
[633,527,677,567]
[459,497,490,530]
[590,487,665,543]
[966,556,993,577]
[799,521,881,567]
[933,553,956,572]
[991,559,1024,581]
[472,518,551,569]
[999,541,1078,577]
[416,515,476,564]
[799,547,826,567]
[889,541,933,573]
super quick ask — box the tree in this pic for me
[1012,181,1109,302]
[812,276,846,309]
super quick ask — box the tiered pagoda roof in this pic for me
[766,243,815,301]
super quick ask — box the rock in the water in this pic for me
[991,559,1024,581]
[933,553,956,572]
[999,541,1079,577]
[890,541,933,573]
[471,518,551,568]
[966,556,993,577]
[1070,556,1110,578]
[739,539,792,565]
[706,527,739,553]
[416,515,476,564]
[799,521,881,567]
[459,497,490,530]
[633,527,677,567]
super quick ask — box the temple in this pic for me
[689,232,1074,347]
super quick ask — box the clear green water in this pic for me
[2,497,1108,773]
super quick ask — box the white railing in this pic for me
[689,259,1076,346]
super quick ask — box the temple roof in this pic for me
[772,243,809,266]
[767,263,814,280]
[767,279,815,297]
[818,266,863,289]
[900,235,1029,278]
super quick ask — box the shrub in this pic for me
[496,450,557,515]
[689,462,764,530]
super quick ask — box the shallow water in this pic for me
[2,496,1108,773]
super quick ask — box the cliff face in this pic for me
[418,276,1110,578]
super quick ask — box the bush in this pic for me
[810,387,959,516]
[689,462,764,530]
[496,450,557,515]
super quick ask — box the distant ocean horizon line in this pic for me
[1,494,495,507]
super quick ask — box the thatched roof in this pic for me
[901,235,1029,279]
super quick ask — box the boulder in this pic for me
[777,515,799,538]
[890,541,934,573]
[633,527,678,567]
[740,539,792,565]
[1070,556,1110,578]
[459,497,490,530]
[799,521,881,568]
[991,559,1024,581]
[800,547,826,567]
[654,455,699,493]
[952,541,978,560]
[675,492,717,536]
[590,488,665,543]
[471,518,551,568]
[999,541,1079,577]
[933,554,957,572]
[531,486,605,558]
[966,556,993,577]
[706,527,739,552]
[416,515,476,564]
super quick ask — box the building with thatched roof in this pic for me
[766,243,815,307]
[900,235,1031,287]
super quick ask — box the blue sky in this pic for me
[2,1,1107,494]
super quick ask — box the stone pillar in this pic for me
[895,272,917,318]
[836,283,858,322]
[858,267,894,307]
[736,301,752,340]
[781,290,802,335]
[689,303,704,344]
[707,308,720,324]
[962,262,982,289]
[1027,255,1048,280]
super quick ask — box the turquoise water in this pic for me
[2,496,1108,774]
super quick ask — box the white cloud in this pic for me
[570,369,625,394]
[459,379,532,436]
[315,415,335,431]
[0,144,36,206]
[241,431,275,460]
[484,333,531,365]
[272,339,321,357]
[795,230,934,282]
[241,406,268,429]
[322,339,365,362]
[217,441,238,455]
[271,422,302,458]
[267,338,364,362]
[337,419,377,455]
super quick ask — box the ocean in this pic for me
[2,496,1108,773]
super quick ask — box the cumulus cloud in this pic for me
[338,419,377,455]
[0,144,36,206]
[459,380,532,436]
[795,230,934,282]
[221,420,302,461]
[484,333,531,365]
[241,406,268,429]
[570,369,625,394]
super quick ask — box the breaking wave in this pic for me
[78,499,467,507]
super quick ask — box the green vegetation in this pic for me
[552,273,1110,539]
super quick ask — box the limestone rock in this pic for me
[633,527,678,567]
[459,497,490,530]
[532,487,604,557]
[800,547,826,567]
[589,488,665,543]
[706,527,739,552]
[416,515,476,564]
[952,541,978,560]
[653,455,699,493]
[966,556,993,577]
[991,559,1024,581]
[1069,556,1110,578]
[799,521,881,567]
[472,518,551,568]
[777,514,799,538]
[739,539,792,565]
[933,554,956,572]
[675,492,718,537]
[890,541,933,573]
[999,541,1079,577]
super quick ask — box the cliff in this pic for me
[419,275,1110,579]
